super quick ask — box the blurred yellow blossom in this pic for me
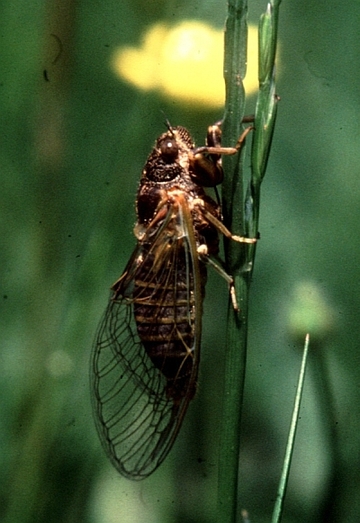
[112,21,259,108]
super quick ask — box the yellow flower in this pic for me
[112,21,259,108]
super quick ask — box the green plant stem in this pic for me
[217,278,250,523]
[217,1,249,522]
[271,334,310,523]
[217,1,281,521]
[249,0,281,239]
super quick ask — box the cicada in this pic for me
[90,122,255,480]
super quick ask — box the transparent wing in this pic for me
[90,206,203,480]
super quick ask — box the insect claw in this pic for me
[232,235,257,244]
[230,283,239,311]
[197,244,208,256]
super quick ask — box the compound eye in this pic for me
[160,138,179,163]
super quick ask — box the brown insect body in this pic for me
[91,123,253,480]
[128,127,221,402]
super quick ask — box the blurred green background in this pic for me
[1,0,360,522]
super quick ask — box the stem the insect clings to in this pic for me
[217,0,281,521]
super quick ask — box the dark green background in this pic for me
[1,0,359,522]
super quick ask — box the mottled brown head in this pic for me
[142,126,195,184]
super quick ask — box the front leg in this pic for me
[188,123,224,187]
[188,121,254,188]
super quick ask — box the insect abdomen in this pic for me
[132,251,202,402]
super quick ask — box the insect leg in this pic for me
[193,125,254,158]
[205,116,255,153]
[193,200,257,245]
[197,246,239,310]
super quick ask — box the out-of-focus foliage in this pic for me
[1,0,360,522]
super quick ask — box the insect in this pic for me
[90,121,255,480]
